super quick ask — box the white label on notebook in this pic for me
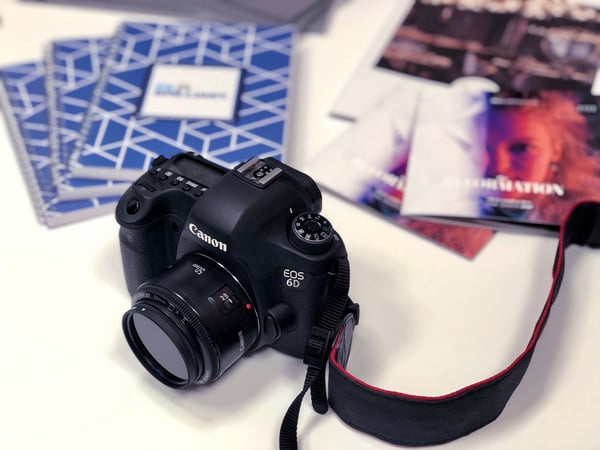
[139,64,242,121]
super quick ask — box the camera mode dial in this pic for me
[289,213,334,254]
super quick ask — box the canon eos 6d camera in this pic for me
[116,153,352,388]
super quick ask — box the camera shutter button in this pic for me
[289,213,334,254]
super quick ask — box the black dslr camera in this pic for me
[116,153,350,388]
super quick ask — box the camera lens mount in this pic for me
[122,253,259,388]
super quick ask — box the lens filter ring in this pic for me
[136,284,222,384]
[122,253,260,388]
[122,298,202,388]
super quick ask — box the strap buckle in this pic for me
[303,325,333,369]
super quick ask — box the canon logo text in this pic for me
[188,223,228,252]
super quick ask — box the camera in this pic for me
[116,152,350,388]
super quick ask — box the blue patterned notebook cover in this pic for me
[70,21,295,181]
[0,62,119,227]
[47,37,131,200]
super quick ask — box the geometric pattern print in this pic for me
[70,21,295,181]
[0,62,118,227]
[51,37,111,167]
[48,38,131,199]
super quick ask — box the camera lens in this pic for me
[122,253,259,388]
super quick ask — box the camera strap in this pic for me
[280,255,355,448]
[280,201,600,449]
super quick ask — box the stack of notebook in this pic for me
[0,20,295,227]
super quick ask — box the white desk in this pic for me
[0,1,598,449]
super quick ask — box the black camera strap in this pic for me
[280,256,355,449]
[280,201,600,449]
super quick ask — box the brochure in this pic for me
[304,86,495,259]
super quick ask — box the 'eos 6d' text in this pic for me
[283,269,304,287]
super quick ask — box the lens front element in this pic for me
[122,253,259,388]
[131,313,189,380]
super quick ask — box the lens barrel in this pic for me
[122,253,259,388]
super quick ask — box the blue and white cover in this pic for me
[0,62,120,227]
[70,21,296,181]
[46,37,131,200]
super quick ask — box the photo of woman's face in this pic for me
[483,107,557,198]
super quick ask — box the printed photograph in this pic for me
[402,85,600,229]
[376,0,600,92]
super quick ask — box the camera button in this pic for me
[213,287,239,315]
[159,170,174,181]
[223,296,238,312]
[183,180,199,192]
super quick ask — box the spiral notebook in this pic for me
[69,21,296,182]
[46,37,131,200]
[0,61,119,227]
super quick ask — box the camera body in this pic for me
[116,153,348,386]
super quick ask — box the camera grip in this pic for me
[119,215,183,295]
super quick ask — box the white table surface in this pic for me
[0,1,598,449]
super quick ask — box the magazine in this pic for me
[304,86,495,259]
[401,83,600,231]
[331,0,600,120]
